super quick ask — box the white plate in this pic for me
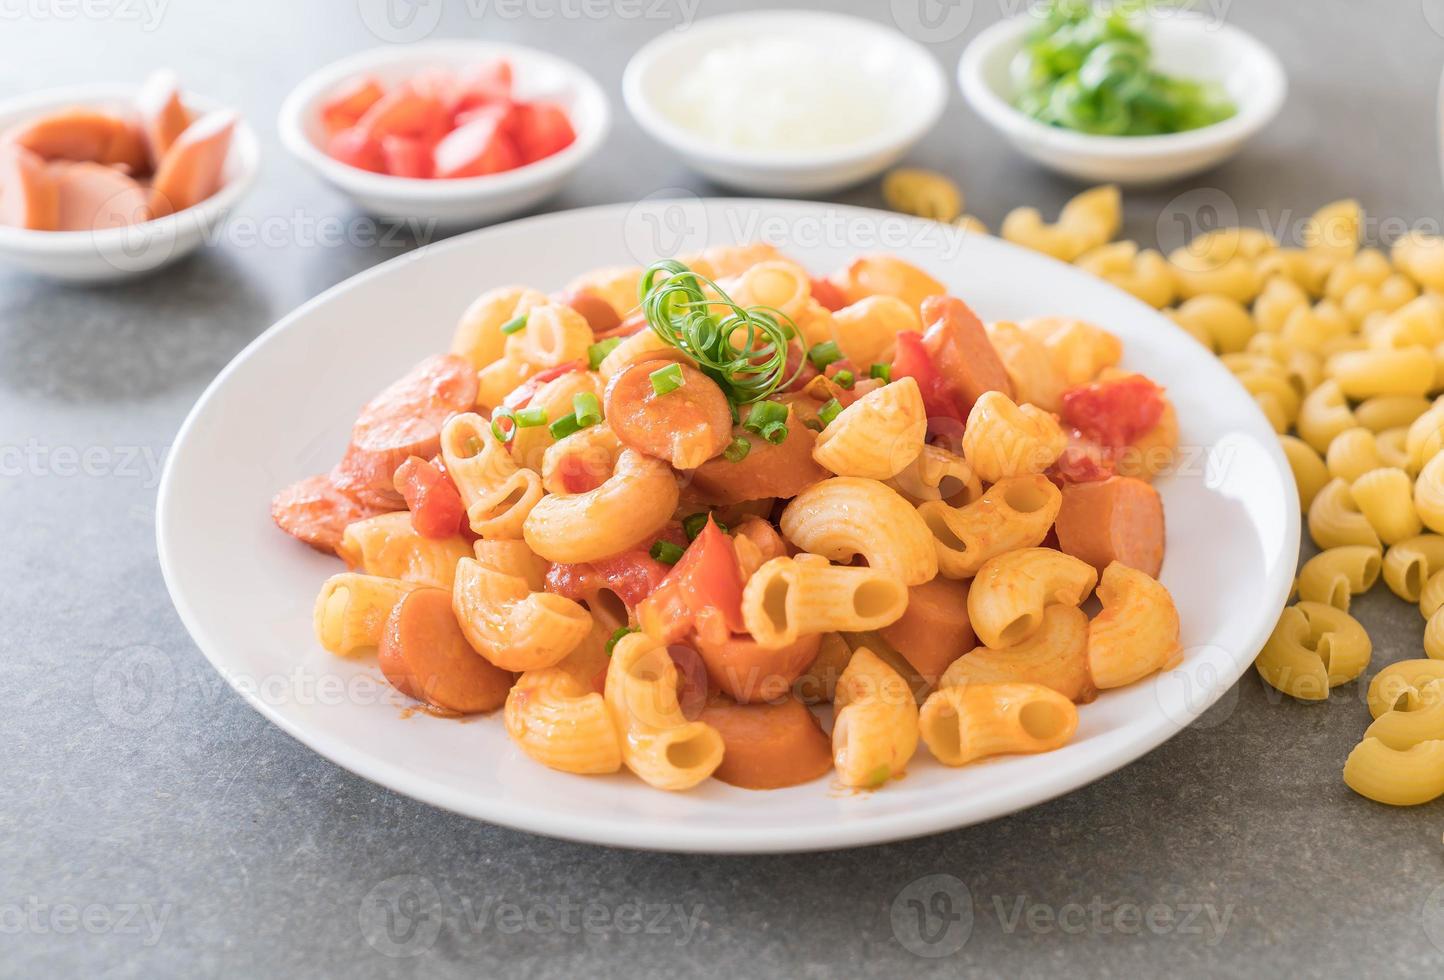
[157,200,1298,853]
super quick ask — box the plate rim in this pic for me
[156,198,1299,853]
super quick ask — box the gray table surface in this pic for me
[6,0,1444,976]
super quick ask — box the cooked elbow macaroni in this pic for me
[968,548,1097,649]
[961,391,1067,484]
[831,647,919,788]
[605,633,724,791]
[274,242,1192,796]
[919,683,1078,766]
[779,477,937,586]
[741,555,907,649]
[1086,562,1182,689]
[811,377,927,479]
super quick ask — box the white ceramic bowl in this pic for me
[279,41,609,229]
[157,199,1297,853]
[959,13,1286,185]
[0,84,258,283]
[623,10,947,195]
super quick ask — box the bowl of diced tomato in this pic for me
[279,41,609,228]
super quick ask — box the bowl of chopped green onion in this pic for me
[958,4,1285,184]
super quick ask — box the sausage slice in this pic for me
[0,145,59,230]
[700,695,833,789]
[338,354,479,493]
[271,472,394,554]
[379,588,512,714]
[1054,476,1164,578]
[921,295,1013,411]
[150,109,236,217]
[604,358,733,469]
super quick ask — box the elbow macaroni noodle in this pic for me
[811,376,927,480]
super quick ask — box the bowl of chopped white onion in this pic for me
[623,10,947,195]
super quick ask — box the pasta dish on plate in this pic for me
[270,243,1183,794]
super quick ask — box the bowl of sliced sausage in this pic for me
[0,71,259,282]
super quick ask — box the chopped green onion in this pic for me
[650,362,685,396]
[1010,1,1235,137]
[514,407,548,428]
[573,391,602,427]
[638,259,805,408]
[833,368,855,389]
[759,421,788,445]
[870,363,892,382]
[650,540,686,564]
[803,418,823,433]
[682,512,709,541]
[818,398,843,427]
[549,412,583,440]
[606,625,638,655]
[723,436,751,463]
[682,512,726,541]
[587,337,622,370]
[490,408,517,444]
[743,399,788,433]
[808,340,842,370]
[499,312,528,335]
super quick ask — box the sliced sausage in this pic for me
[271,472,394,553]
[150,109,236,217]
[103,118,150,175]
[379,587,513,714]
[688,405,831,505]
[52,162,151,230]
[604,358,733,469]
[700,695,833,789]
[877,576,973,687]
[8,108,147,172]
[135,69,193,168]
[920,295,1013,411]
[0,144,59,230]
[338,353,479,493]
[693,630,820,703]
[1055,476,1165,577]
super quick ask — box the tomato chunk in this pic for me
[891,330,965,424]
[380,135,434,178]
[355,86,449,144]
[512,102,575,164]
[454,60,514,113]
[545,543,675,610]
[810,276,849,312]
[320,76,385,136]
[393,455,466,538]
[326,127,386,173]
[1060,375,1166,450]
[499,361,584,412]
[1050,439,1115,484]
[432,113,520,178]
[637,518,745,643]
